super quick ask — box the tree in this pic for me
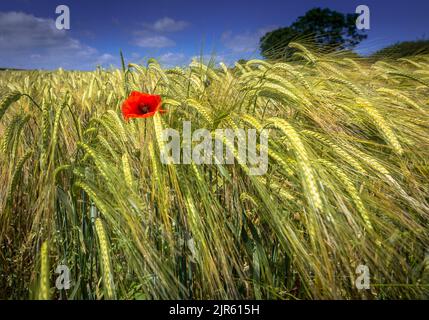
[370,40,429,60]
[260,8,367,59]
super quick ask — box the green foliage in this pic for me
[371,40,429,60]
[260,8,367,59]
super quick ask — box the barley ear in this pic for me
[39,241,50,300]
[0,91,22,121]
[95,218,116,299]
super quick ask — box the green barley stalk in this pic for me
[94,218,116,299]
[39,241,50,300]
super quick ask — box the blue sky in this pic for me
[0,0,428,69]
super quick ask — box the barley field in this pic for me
[0,43,428,299]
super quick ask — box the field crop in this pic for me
[0,43,428,299]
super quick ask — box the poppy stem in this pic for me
[144,118,148,142]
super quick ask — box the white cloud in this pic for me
[152,17,188,33]
[95,53,116,65]
[221,26,277,53]
[135,35,175,48]
[155,52,233,68]
[0,11,116,70]
[190,54,231,66]
[133,17,189,49]
[0,11,64,50]
[158,52,189,67]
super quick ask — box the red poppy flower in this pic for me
[121,91,166,120]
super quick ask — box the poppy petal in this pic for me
[121,91,165,120]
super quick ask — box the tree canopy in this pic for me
[260,8,367,59]
[370,40,429,60]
